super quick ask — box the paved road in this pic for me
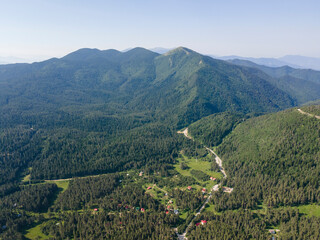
[176,128,228,239]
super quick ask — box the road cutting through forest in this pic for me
[176,128,231,240]
[297,108,320,119]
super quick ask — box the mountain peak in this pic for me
[164,47,197,56]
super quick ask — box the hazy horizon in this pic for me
[1,0,320,62]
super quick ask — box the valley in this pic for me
[0,47,319,240]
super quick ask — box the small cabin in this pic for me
[201,220,207,225]
[147,186,152,190]
[141,208,145,212]
[93,208,99,212]
[187,186,192,190]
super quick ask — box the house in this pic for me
[187,186,192,190]
[139,171,143,176]
[210,177,216,181]
[165,210,169,214]
[174,209,179,215]
[93,208,99,212]
[202,188,206,193]
[141,208,145,212]
[147,186,152,190]
[195,222,201,226]
[201,220,207,225]
[269,230,276,234]
[167,205,171,209]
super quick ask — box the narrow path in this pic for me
[45,173,110,182]
[297,108,320,119]
[176,128,229,239]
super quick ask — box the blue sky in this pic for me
[1,0,319,60]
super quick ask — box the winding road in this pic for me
[297,108,320,119]
[176,128,229,240]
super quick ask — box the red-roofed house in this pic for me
[187,186,192,190]
[201,220,207,225]
[141,208,145,212]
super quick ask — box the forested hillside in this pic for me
[229,59,320,104]
[215,108,320,210]
[0,47,319,239]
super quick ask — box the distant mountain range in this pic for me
[3,48,320,71]
[215,55,320,71]
[146,47,320,71]
[0,56,36,64]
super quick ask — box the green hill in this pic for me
[0,46,320,239]
[214,108,320,210]
[229,59,320,104]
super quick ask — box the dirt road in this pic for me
[297,108,320,119]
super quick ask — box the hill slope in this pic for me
[214,108,320,210]
[229,59,320,104]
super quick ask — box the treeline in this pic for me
[0,183,58,212]
[170,188,204,212]
[45,177,179,240]
[0,126,42,185]
[41,211,178,240]
[187,207,320,240]
[190,170,210,182]
[188,112,245,147]
[187,210,269,240]
[0,209,35,240]
[54,174,120,211]
[30,123,183,180]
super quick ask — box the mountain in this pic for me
[186,106,320,239]
[0,47,320,239]
[279,55,320,71]
[228,59,320,104]
[0,47,295,129]
[0,56,43,64]
[216,55,300,68]
[149,47,173,54]
[215,107,320,209]
[216,55,320,71]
